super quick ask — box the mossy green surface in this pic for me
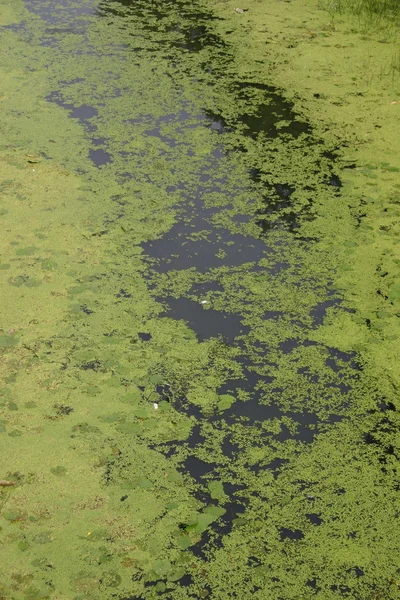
[0,0,399,598]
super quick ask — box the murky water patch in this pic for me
[143,220,266,274]
[46,92,98,126]
[205,81,311,142]
[160,297,248,344]
[25,0,97,25]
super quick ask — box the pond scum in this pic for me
[0,0,399,598]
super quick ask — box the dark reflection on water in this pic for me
[89,147,112,166]
[144,215,267,273]
[97,0,225,43]
[205,80,310,141]
[160,297,249,343]
[25,0,96,26]
[46,91,99,129]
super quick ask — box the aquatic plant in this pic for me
[322,0,400,25]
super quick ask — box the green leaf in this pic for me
[18,540,29,552]
[9,276,25,287]
[86,386,99,396]
[98,412,125,423]
[138,476,153,489]
[34,532,53,544]
[253,564,270,576]
[183,329,197,340]
[232,517,247,527]
[388,285,400,302]
[152,559,171,578]
[98,552,112,565]
[115,365,131,377]
[120,389,142,404]
[8,430,22,438]
[104,376,121,387]
[118,422,141,435]
[194,513,215,534]
[25,278,41,288]
[41,259,58,271]
[150,374,164,385]
[177,534,191,550]
[0,336,18,348]
[148,537,160,555]
[15,246,37,256]
[207,480,227,501]
[167,471,183,483]
[70,285,86,295]
[377,311,388,318]
[132,376,148,386]
[4,510,24,522]
[167,567,186,582]
[73,350,97,362]
[154,346,167,354]
[135,407,150,418]
[217,394,235,411]
[50,466,67,476]
[204,505,226,517]
[72,423,100,435]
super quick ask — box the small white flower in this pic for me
[153,402,159,410]
[200,300,208,305]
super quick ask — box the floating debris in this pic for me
[25,154,41,163]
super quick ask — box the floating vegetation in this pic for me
[0,0,399,598]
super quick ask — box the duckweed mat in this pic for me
[0,0,399,598]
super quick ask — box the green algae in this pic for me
[0,0,24,25]
[0,0,399,598]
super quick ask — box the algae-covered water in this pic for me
[1,0,400,598]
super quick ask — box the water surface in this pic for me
[0,1,397,599]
